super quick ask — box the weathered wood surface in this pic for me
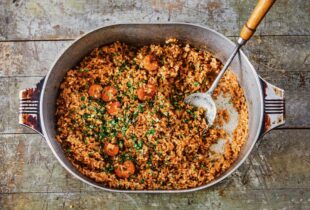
[1,0,310,209]
[1,36,310,76]
[1,0,310,40]
[1,130,310,210]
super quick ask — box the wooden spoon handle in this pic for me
[240,0,276,41]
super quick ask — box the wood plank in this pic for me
[0,77,40,134]
[1,189,310,210]
[0,41,71,77]
[1,0,309,209]
[0,0,239,40]
[0,134,94,194]
[1,36,309,77]
[244,36,310,73]
[1,130,310,209]
[1,0,309,40]
[238,0,310,36]
[0,130,309,192]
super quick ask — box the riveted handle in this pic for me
[240,0,276,41]
[19,78,45,136]
[259,77,285,136]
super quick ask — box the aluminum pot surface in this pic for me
[19,23,285,193]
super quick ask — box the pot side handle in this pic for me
[19,78,45,135]
[259,77,285,136]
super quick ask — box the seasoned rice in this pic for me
[55,39,248,190]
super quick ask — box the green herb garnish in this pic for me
[127,81,133,88]
[131,134,137,142]
[146,129,155,135]
[134,140,143,150]
[110,119,117,127]
[118,140,124,149]
[194,82,200,87]
[106,165,114,173]
[138,104,144,112]
[82,113,91,119]
[119,61,129,72]
[95,77,101,84]
[79,68,89,72]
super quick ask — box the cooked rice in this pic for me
[55,39,248,190]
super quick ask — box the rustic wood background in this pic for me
[1,0,310,209]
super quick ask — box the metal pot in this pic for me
[19,23,285,193]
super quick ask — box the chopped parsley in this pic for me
[131,134,137,142]
[82,113,91,119]
[118,140,124,149]
[79,68,89,72]
[146,129,155,136]
[127,81,133,88]
[121,126,128,136]
[120,153,135,163]
[110,119,118,127]
[119,61,129,72]
[133,111,139,120]
[148,100,154,107]
[138,104,144,112]
[147,153,152,166]
[105,165,114,173]
[134,140,143,150]
[95,77,101,84]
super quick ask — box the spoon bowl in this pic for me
[184,0,275,126]
[184,92,216,126]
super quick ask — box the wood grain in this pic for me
[1,36,309,77]
[1,189,310,210]
[0,0,309,40]
[238,0,310,36]
[1,130,310,209]
[0,41,71,77]
[1,0,310,209]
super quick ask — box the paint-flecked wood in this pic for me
[1,130,310,209]
[1,0,310,209]
[0,41,71,76]
[1,36,310,77]
[1,189,310,210]
[0,0,309,40]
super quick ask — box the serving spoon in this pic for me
[185,0,276,126]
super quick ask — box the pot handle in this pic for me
[19,78,45,136]
[259,77,285,136]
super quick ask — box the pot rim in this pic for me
[39,22,264,193]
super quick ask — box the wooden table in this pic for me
[1,0,310,209]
